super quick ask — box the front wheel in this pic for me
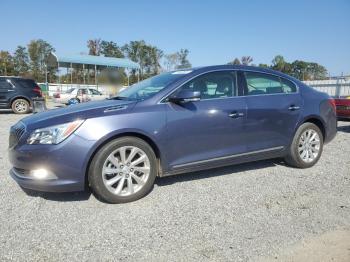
[284,122,323,168]
[88,137,157,203]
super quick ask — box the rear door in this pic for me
[0,78,14,107]
[242,71,302,152]
[164,70,248,169]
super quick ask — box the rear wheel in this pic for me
[285,122,323,168]
[11,99,30,114]
[88,137,157,203]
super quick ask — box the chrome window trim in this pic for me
[158,68,299,104]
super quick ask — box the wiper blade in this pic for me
[110,96,129,100]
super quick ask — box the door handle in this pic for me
[229,111,244,118]
[288,105,300,111]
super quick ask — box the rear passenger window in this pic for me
[0,79,12,89]
[244,72,296,95]
[281,78,297,93]
[13,79,37,88]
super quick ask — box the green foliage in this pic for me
[13,46,29,76]
[228,57,253,65]
[0,51,14,75]
[121,40,164,82]
[164,49,192,71]
[100,41,124,58]
[227,55,328,80]
[28,39,55,82]
[176,49,191,69]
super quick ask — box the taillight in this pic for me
[33,86,42,97]
[328,98,336,112]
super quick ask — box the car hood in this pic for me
[21,99,136,130]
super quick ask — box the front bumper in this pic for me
[8,134,96,193]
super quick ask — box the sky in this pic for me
[1,0,349,76]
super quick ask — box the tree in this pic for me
[306,62,327,80]
[164,49,192,71]
[241,56,253,65]
[87,38,101,56]
[122,40,165,79]
[100,41,124,58]
[164,53,179,71]
[271,55,285,71]
[13,46,29,76]
[290,60,309,80]
[0,51,14,76]
[258,63,269,68]
[228,58,241,65]
[176,49,191,69]
[28,39,55,81]
[148,46,163,75]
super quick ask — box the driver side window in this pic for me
[176,71,237,100]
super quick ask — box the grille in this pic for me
[336,105,350,111]
[9,122,26,148]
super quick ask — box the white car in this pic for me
[53,88,109,104]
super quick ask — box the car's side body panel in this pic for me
[164,97,247,171]
[8,65,338,193]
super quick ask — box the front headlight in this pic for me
[27,120,84,145]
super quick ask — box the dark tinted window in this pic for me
[77,89,88,95]
[176,71,237,100]
[0,79,12,89]
[13,79,37,88]
[245,72,296,95]
[89,89,102,95]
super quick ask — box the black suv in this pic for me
[0,77,42,114]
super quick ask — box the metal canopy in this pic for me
[48,53,140,69]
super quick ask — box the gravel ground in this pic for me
[0,106,349,261]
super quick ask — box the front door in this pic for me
[164,70,247,170]
[242,71,302,152]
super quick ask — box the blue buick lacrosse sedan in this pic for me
[9,65,337,203]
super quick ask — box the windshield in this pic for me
[117,71,191,101]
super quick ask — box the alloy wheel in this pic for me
[15,101,28,113]
[102,146,151,196]
[298,129,321,163]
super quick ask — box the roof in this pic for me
[188,64,301,83]
[48,53,140,69]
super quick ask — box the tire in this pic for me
[88,137,158,203]
[284,122,323,168]
[11,99,30,114]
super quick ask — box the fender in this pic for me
[80,128,165,182]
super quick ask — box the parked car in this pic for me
[53,88,108,104]
[334,97,350,120]
[0,76,42,114]
[8,65,337,203]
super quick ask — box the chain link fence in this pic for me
[303,78,350,97]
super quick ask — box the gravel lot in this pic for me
[0,106,349,261]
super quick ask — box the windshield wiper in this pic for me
[110,96,129,100]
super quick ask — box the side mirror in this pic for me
[169,90,201,103]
